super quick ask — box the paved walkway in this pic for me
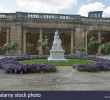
[0,55,110,90]
[0,66,110,90]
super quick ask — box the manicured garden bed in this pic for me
[20,59,95,66]
[1,56,109,73]
[73,58,110,72]
[0,57,57,74]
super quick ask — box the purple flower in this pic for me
[0,57,56,74]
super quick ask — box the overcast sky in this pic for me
[0,0,110,17]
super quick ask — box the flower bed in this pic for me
[73,59,110,72]
[0,57,57,74]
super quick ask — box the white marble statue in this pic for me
[48,30,67,61]
[52,30,63,50]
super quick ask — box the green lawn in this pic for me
[20,59,95,66]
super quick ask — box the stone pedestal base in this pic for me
[48,50,68,61]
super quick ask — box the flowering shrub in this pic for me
[0,58,57,74]
[73,59,110,72]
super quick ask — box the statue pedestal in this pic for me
[48,50,68,61]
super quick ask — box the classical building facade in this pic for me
[0,11,110,55]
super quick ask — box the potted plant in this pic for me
[4,42,19,57]
[75,47,85,58]
[37,35,49,55]
[88,37,102,55]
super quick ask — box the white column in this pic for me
[6,28,10,43]
[38,28,43,55]
[70,29,74,55]
[23,29,26,53]
[85,32,88,54]
[98,31,101,55]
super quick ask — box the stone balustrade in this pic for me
[0,12,109,23]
